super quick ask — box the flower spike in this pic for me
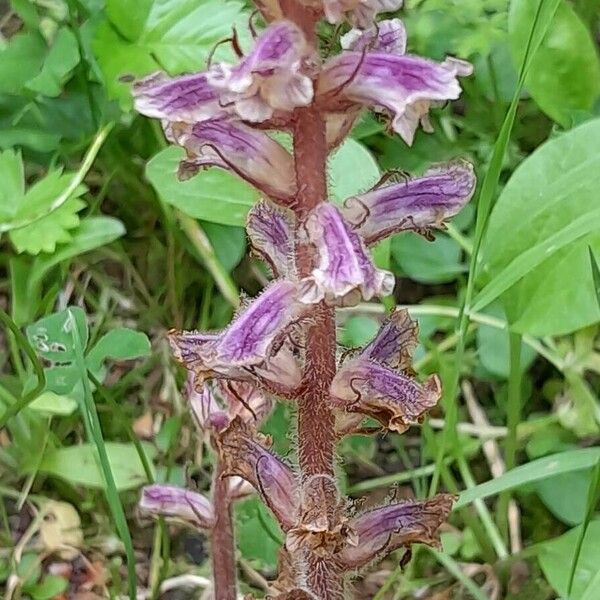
[338,494,454,569]
[341,18,407,55]
[342,160,476,244]
[247,200,296,276]
[218,417,299,531]
[299,203,394,306]
[140,484,215,529]
[318,52,472,145]
[207,20,313,121]
[166,119,296,202]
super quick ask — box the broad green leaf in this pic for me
[0,32,46,95]
[539,520,600,599]
[26,307,89,364]
[25,28,80,97]
[455,448,600,509]
[535,469,592,525]
[0,148,24,221]
[27,575,69,600]
[509,0,600,126]
[339,315,379,348]
[146,146,258,226]
[86,328,151,373]
[479,118,600,336]
[392,233,465,284]
[236,496,282,568]
[39,442,157,490]
[203,222,246,272]
[28,392,78,417]
[328,138,380,203]
[93,0,248,107]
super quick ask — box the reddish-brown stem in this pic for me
[211,463,237,600]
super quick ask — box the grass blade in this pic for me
[430,0,561,497]
[0,308,46,428]
[454,448,600,509]
[429,548,490,600]
[68,309,137,600]
[567,459,600,598]
[589,246,600,309]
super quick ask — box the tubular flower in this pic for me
[315,0,404,28]
[318,50,472,145]
[247,200,296,276]
[341,18,407,54]
[218,417,299,531]
[330,310,441,433]
[140,484,215,529]
[133,21,312,125]
[165,119,296,202]
[207,21,313,122]
[299,203,394,306]
[169,281,304,390]
[338,494,454,569]
[342,160,476,244]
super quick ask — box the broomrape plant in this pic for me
[132,1,475,597]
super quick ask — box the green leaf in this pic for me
[509,0,600,126]
[339,315,379,348]
[28,391,78,417]
[93,0,249,107]
[478,118,600,336]
[10,197,86,254]
[28,575,69,600]
[455,448,600,509]
[29,216,126,288]
[236,496,282,568]
[146,146,258,226]
[392,233,465,284]
[328,138,380,203]
[86,328,151,374]
[26,307,89,364]
[25,28,80,97]
[0,32,46,95]
[202,222,246,272]
[539,520,600,599]
[534,469,592,525]
[0,148,25,221]
[39,442,157,490]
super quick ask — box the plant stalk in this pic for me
[211,462,237,600]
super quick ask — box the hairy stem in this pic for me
[211,464,237,600]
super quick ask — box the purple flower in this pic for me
[132,72,223,122]
[341,18,407,54]
[164,119,296,202]
[339,495,454,569]
[342,160,476,244]
[140,484,215,529]
[219,417,298,530]
[132,22,312,125]
[318,52,472,145]
[169,281,303,391]
[247,200,295,276]
[317,0,404,28]
[207,21,313,121]
[331,310,440,433]
[299,203,394,306]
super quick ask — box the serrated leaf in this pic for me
[9,197,86,254]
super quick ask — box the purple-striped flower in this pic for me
[247,200,295,276]
[317,0,404,27]
[342,160,476,244]
[165,119,296,202]
[339,494,454,569]
[140,484,215,529]
[219,417,298,530]
[331,310,440,432]
[207,21,313,122]
[133,21,312,125]
[299,203,394,306]
[169,280,303,390]
[341,18,407,54]
[318,50,472,145]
